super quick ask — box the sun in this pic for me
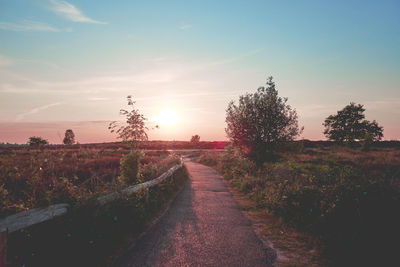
[156,108,179,126]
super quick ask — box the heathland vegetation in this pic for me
[196,77,399,266]
[0,146,180,216]
[197,144,399,265]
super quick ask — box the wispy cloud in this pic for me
[49,0,107,24]
[15,102,61,121]
[179,24,192,30]
[0,20,60,32]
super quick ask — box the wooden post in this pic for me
[0,230,7,267]
[145,188,149,205]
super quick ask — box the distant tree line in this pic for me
[26,129,77,146]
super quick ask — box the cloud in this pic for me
[179,24,192,30]
[49,0,107,24]
[15,102,61,121]
[0,20,60,32]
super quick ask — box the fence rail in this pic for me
[0,159,183,234]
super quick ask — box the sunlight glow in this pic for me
[156,108,179,126]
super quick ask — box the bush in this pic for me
[119,150,144,185]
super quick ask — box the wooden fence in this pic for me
[0,159,183,265]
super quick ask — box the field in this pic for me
[1,142,192,266]
[0,143,182,217]
[1,140,399,265]
[197,143,400,266]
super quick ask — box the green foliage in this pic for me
[199,147,399,265]
[63,129,75,145]
[28,136,49,146]
[120,149,144,185]
[109,95,148,147]
[198,152,218,166]
[0,146,179,216]
[323,102,383,143]
[225,76,302,165]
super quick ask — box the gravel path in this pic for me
[117,160,273,267]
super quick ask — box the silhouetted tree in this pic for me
[63,129,75,145]
[28,136,49,147]
[108,95,148,147]
[190,135,200,144]
[323,102,383,143]
[226,76,302,164]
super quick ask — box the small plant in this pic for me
[119,150,144,185]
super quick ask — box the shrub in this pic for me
[119,150,144,185]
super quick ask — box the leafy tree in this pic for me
[28,136,49,147]
[226,76,302,164]
[63,129,75,145]
[323,102,383,143]
[190,135,200,144]
[108,95,148,146]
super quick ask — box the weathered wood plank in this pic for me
[0,203,69,233]
[0,159,183,234]
[98,162,183,206]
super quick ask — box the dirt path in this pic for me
[116,160,274,267]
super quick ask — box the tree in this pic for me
[63,129,75,145]
[108,95,148,146]
[225,76,302,164]
[323,102,383,143]
[28,136,49,147]
[190,135,200,144]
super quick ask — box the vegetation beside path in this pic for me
[197,145,399,266]
[4,154,188,266]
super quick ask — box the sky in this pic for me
[0,0,399,143]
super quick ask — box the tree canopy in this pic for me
[109,95,148,146]
[63,129,75,145]
[190,135,200,144]
[28,136,49,147]
[225,76,302,163]
[323,102,383,142]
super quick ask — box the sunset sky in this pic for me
[0,0,399,143]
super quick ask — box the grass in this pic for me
[0,146,179,217]
[197,144,400,266]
